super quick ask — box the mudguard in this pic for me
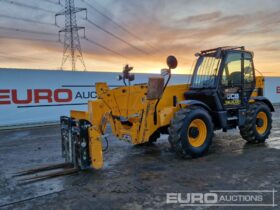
[179,100,211,112]
[251,96,275,112]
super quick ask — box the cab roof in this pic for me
[199,46,253,57]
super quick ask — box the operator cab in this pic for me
[184,46,256,129]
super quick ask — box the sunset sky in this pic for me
[0,0,279,75]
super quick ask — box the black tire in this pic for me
[168,106,214,158]
[240,102,272,143]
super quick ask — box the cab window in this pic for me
[222,52,242,87]
[244,53,254,86]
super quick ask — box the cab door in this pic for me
[220,51,243,107]
[242,52,255,102]
[220,51,255,108]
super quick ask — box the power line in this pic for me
[0,26,58,36]
[81,0,153,48]
[0,35,60,43]
[0,0,56,14]
[44,0,62,6]
[86,18,149,55]
[0,33,125,59]
[82,37,126,58]
[86,0,157,51]
[0,14,57,26]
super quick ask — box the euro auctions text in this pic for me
[166,189,277,207]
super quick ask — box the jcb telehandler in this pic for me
[58,46,273,171]
[16,46,274,181]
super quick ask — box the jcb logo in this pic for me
[227,93,239,100]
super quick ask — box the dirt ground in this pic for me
[0,107,279,210]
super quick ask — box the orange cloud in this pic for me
[0,0,279,76]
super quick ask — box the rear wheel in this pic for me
[239,102,272,143]
[168,106,214,158]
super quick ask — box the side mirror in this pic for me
[167,55,178,70]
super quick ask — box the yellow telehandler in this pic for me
[16,46,274,181]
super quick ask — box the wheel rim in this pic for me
[256,111,268,135]
[188,119,207,147]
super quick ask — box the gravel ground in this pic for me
[0,107,279,210]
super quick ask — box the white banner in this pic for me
[0,69,188,127]
[264,77,280,104]
[0,69,279,127]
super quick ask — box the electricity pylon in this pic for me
[56,0,87,71]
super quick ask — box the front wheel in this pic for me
[168,106,214,158]
[239,102,272,143]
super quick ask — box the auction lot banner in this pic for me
[0,69,188,127]
[264,77,280,104]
